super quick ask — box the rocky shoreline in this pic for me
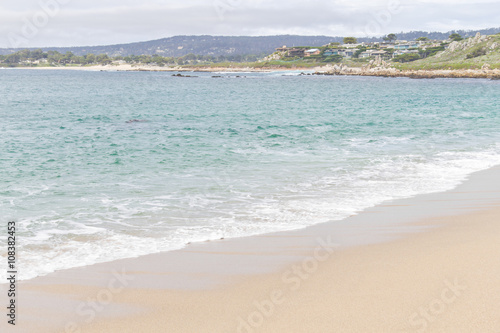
[313,62,500,79]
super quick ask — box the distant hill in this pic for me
[0,35,346,57]
[1,28,499,57]
[393,28,500,42]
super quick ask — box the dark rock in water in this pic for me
[408,75,435,79]
[313,72,334,76]
[126,119,148,123]
[172,73,197,78]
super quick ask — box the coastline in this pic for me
[7,63,500,79]
[2,165,500,332]
[313,64,500,79]
[3,64,281,73]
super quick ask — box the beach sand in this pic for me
[12,64,283,72]
[2,167,500,333]
[87,208,500,333]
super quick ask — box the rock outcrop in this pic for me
[315,64,500,79]
[436,32,492,58]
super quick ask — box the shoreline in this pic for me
[6,63,500,79]
[2,166,500,332]
[3,64,283,73]
[313,64,500,79]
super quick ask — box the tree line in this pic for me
[0,49,261,66]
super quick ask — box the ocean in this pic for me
[1,69,499,281]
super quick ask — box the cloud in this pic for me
[0,0,498,48]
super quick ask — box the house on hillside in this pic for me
[379,43,395,49]
[359,50,389,59]
[275,46,305,57]
[323,49,339,56]
[288,48,305,57]
[304,49,321,57]
[393,50,419,57]
[394,43,419,50]
[394,44,410,50]
[338,49,355,58]
[341,43,365,49]
[359,51,371,58]
[371,50,389,58]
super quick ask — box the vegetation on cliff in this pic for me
[395,33,500,70]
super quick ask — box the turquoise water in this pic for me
[1,69,500,280]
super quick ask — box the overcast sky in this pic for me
[1,0,499,48]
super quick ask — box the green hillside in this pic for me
[396,33,500,70]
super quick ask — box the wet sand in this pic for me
[1,167,500,333]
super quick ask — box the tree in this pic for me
[183,53,197,61]
[449,33,463,42]
[61,51,75,64]
[4,53,21,64]
[418,45,445,58]
[343,37,357,44]
[466,48,486,59]
[152,55,165,66]
[47,51,63,64]
[30,49,45,60]
[96,54,111,65]
[392,53,420,63]
[73,56,86,64]
[85,53,96,64]
[416,37,429,41]
[324,55,343,63]
[383,33,397,42]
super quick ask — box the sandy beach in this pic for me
[2,165,499,333]
[10,64,283,72]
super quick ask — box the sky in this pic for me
[1,0,499,48]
